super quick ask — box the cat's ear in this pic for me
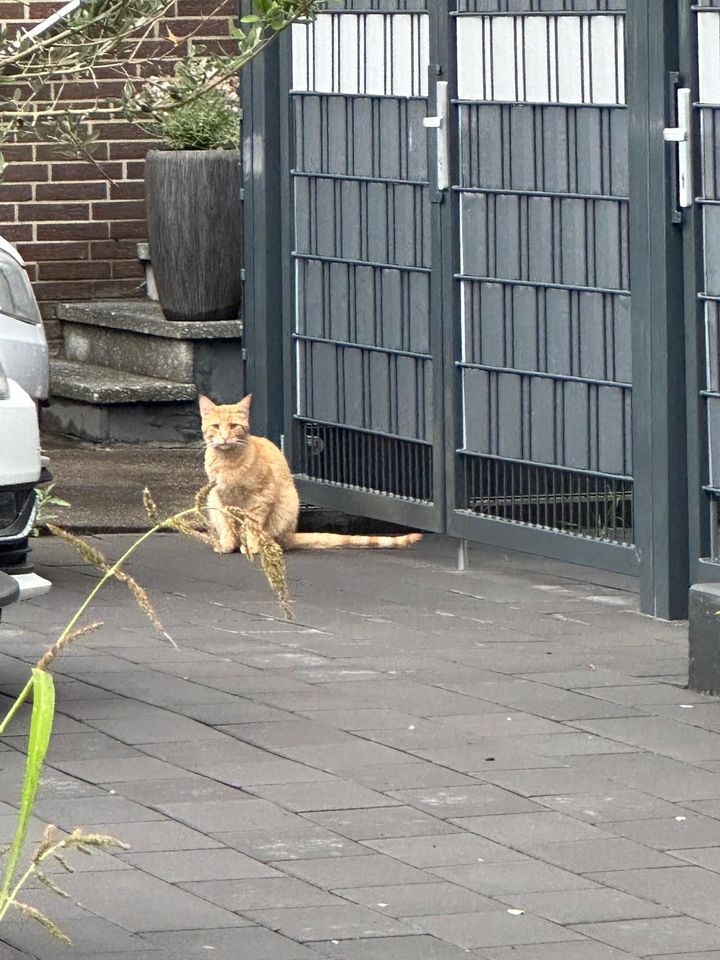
[198,395,216,418]
[237,393,253,420]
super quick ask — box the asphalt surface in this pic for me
[0,532,714,959]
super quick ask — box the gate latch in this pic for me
[663,87,693,210]
[424,81,450,191]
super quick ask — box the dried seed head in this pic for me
[46,525,109,572]
[12,901,72,944]
[143,487,161,525]
[36,621,103,671]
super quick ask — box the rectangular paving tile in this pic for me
[180,877,342,910]
[532,788,679,823]
[158,799,298,833]
[431,860,600,896]
[571,918,720,955]
[31,795,163,828]
[527,838,683,872]
[60,870,246,932]
[602,814,720,850]
[503,887,673,924]
[670,847,720,872]
[386,785,542,819]
[143,925,320,959]
[470,942,644,959]
[339,881,502,917]
[120,848,280,882]
[338,764,482,792]
[416,911,582,949]
[314,934,482,958]
[0,916,152,959]
[570,754,720,802]
[278,854,434,889]
[304,807,461,841]
[77,819,223,852]
[573,717,720,762]
[589,865,720,925]
[365,835,528,868]
[453,812,613,850]
[218,825,369,861]
[247,781,398,812]
[240,904,415,941]
[49,756,187,783]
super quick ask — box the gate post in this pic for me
[627,0,689,619]
[240,16,286,444]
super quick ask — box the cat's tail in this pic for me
[283,531,423,551]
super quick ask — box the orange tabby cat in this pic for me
[200,394,423,554]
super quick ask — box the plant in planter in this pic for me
[139,51,244,323]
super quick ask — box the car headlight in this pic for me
[0,359,9,399]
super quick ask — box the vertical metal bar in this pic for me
[627,0,689,618]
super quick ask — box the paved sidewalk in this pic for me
[0,533,717,960]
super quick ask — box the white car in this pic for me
[0,238,51,608]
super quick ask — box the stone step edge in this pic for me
[57,301,243,341]
[49,358,197,405]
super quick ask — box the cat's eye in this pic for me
[230,423,243,429]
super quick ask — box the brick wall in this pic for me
[1,1,239,345]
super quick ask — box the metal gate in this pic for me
[242,0,693,618]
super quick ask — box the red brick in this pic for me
[2,163,48,183]
[1,224,33,242]
[111,260,145,280]
[0,184,32,202]
[90,240,138,260]
[36,182,108,201]
[37,222,109,241]
[17,242,89,262]
[19,202,89,222]
[109,181,145,201]
[109,220,148,240]
[39,260,112,281]
[50,161,123,182]
[91,200,146,221]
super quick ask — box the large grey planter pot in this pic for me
[145,149,243,322]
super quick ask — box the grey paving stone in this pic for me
[180,877,342,910]
[240,904,415,941]
[110,776,248,805]
[301,709,422,730]
[120,848,280,882]
[304,807,461,841]
[586,684,711,706]
[218,825,369,861]
[482,768,622,797]
[224,720,358,749]
[571,918,720,955]
[431,860,600,896]
[159,798,299,833]
[590,865,720,925]
[87,713,225,744]
[207,759,338,786]
[415,743,565,773]
[573,716,720,762]
[504,887,673,924]
[247,781,398,812]
[313,934,478,958]
[470,942,642,960]
[386,785,543,819]
[670,846,720,871]
[31,795,163,827]
[0,917,151,959]
[186,700,296,724]
[274,741,414,771]
[77,819,223,852]
[336,763,481,791]
[47,756,186,783]
[60,869,247,932]
[352,721,483,751]
[3,732,140,762]
[143,926,321,959]
[569,754,720,802]
[416,911,582,949]
[339,881,502,917]
[137,738,275,771]
[602,813,720,850]
[653,954,720,960]
[528,838,683,872]
[437,712,573,738]
[365,834,528,867]
[454,811,612,850]
[277,854,435,888]
[533,787,680,823]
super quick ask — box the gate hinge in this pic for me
[663,85,693,216]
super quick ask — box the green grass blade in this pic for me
[0,669,55,910]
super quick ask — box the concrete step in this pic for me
[43,359,200,444]
[57,301,244,401]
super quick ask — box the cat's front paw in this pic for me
[215,540,237,555]
[240,532,260,557]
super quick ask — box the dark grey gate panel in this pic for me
[447,0,638,572]
[286,2,441,528]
